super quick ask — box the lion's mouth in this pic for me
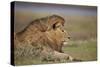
[62,38,69,45]
[62,41,68,45]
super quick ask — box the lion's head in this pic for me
[44,15,70,52]
[16,15,70,53]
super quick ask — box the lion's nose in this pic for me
[68,36,70,39]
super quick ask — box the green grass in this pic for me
[63,39,97,61]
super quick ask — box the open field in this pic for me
[63,39,97,61]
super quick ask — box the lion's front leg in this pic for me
[40,47,74,62]
[53,51,74,62]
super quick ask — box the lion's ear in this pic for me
[52,23,56,29]
[52,22,60,30]
[46,17,60,31]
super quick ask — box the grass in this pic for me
[63,39,97,61]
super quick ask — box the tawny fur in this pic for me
[14,15,74,62]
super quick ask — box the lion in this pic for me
[14,15,75,63]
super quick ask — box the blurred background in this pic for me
[14,1,97,62]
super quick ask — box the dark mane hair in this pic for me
[49,15,65,21]
[16,15,64,34]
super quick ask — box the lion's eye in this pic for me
[62,30,64,32]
